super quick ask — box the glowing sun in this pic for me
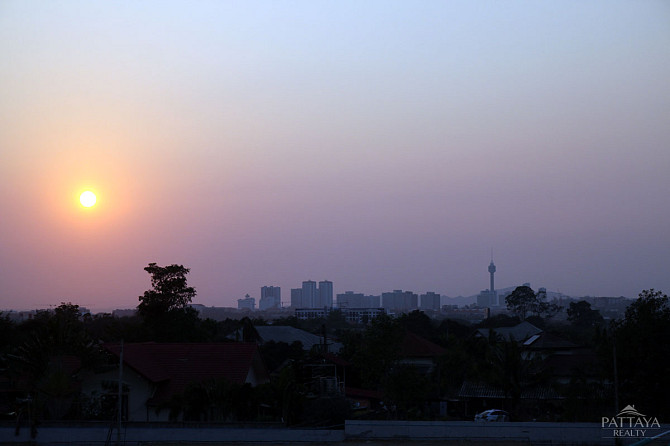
[79,191,97,208]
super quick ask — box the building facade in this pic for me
[420,291,441,310]
[295,307,386,323]
[237,294,255,310]
[301,280,318,308]
[381,290,418,312]
[318,280,333,308]
[290,288,303,308]
[336,291,380,308]
[259,286,281,310]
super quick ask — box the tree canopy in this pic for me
[611,289,670,418]
[137,263,196,318]
[567,300,604,327]
[137,263,199,341]
[505,285,561,320]
[505,286,537,320]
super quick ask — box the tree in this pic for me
[382,364,430,419]
[567,300,604,327]
[611,289,670,418]
[239,317,261,343]
[8,303,100,422]
[397,310,435,340]
[505,286,537,320]
[138,263,196,318]
[137,263,199,341]
[505,286,562,321]
[351,314,404,388]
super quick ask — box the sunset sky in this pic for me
[1,1,669,311]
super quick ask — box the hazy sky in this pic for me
[1,1,669,311]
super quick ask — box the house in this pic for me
[475,321,543,343]
[398,331,447,375]
[231,325,344,353]
[81,342,269,422]
[463,322,601,419]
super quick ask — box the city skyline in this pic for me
[1,2,669,311]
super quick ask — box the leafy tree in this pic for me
[479,313,521,328]
[397,310,435,340]
[611,289,670,418]
[0,313,16,354]
[240,317,261,343]
[8,303,100,421]
[271,315,300,329]
[259,341,304,373]
[435,319,472,347]
[83,313,148,343]
[382,364,430,420]
[137,263,196,318]
[436,337,480,397]
[137,263,200,341]
[505,286,561,320]
[505,286,537,320]
[325,309,349,334]
[351,314,404,388]
[567,300,604,327]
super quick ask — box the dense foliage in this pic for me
[2,281,667,426]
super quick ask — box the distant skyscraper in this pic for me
[237,294,255,310]
[420,291,441,310]
[337,291,362,308]
[318,280,333,308]
[382,290,418,312]
[336,291,380,308]
[302,280,317,308]
[259,286,281,310]
[290,288,303,308]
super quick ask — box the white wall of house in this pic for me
[80,366,159,422]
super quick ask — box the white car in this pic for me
[474,409,509,422]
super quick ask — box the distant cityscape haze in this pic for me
[1,2,669,312]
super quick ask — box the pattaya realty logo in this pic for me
[602,405,661,439]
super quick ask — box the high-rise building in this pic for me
[259,286,281,310]
[420,291,441,310]
[237,294,255,310]
[336,291,380,308]
[337,291,363,308]
[290,288,303,308]
[381,290,418,312]
[293,280,334,308]
[301,280,317,308]
[318,280,333,308]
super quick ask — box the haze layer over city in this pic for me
[1,1,669,312]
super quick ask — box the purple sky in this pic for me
[1,1,669,311]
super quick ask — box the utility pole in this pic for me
[612,333,619,414]
[117,340,123,446]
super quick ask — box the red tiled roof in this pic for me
[399,331,447,358]
[345,387,384,400]
[104,342,262,404]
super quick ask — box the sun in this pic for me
[79,190,97,208]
